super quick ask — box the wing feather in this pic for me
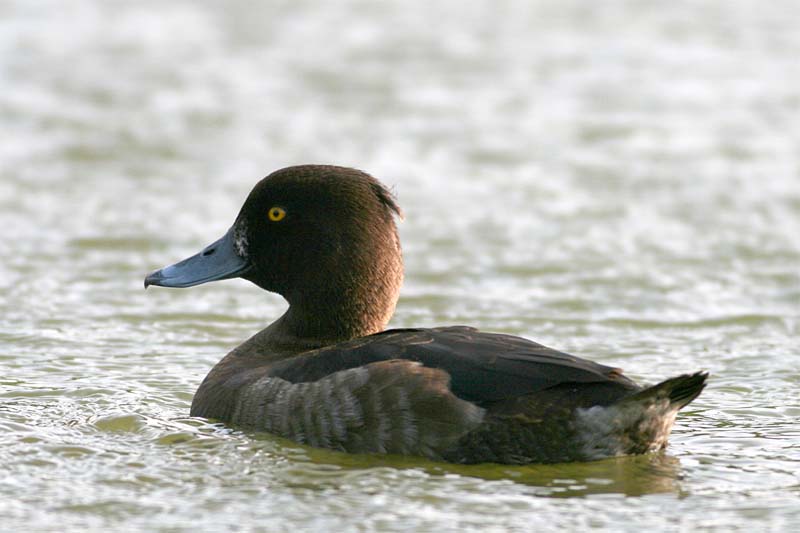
[268,326,638,405]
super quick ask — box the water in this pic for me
[2,1,799,531]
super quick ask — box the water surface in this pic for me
[1,1,799,531]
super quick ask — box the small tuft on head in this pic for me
[369,180,404,221]
[260,164,403,220]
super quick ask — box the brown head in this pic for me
[145,165,404,341]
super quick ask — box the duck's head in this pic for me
[145,165,404,339]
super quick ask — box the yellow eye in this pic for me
[268,206,286,222]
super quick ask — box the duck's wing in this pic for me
[267,326,639,405]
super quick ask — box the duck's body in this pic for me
[146,165,706,464]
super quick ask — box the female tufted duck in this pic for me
[145,165,706,464]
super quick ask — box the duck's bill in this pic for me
[144,227,251,289]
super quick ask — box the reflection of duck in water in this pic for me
[145,165,707,464]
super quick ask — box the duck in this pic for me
[145,165,707,464]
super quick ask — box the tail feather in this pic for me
[623,371,708,410]
[665,371,708,408]
[575,371,708,459]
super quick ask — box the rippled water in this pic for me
[2,1,799,531]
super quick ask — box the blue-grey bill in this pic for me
[144,227,250,288]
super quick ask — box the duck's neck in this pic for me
[267,252,404,354]
[280,291,395,345]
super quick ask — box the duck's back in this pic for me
[267,326,639,405]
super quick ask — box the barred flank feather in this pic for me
[232,360,485,458]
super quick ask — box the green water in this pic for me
[2,1,799,531]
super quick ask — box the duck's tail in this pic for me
[575,371,708,460]
[623,371,709,411]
